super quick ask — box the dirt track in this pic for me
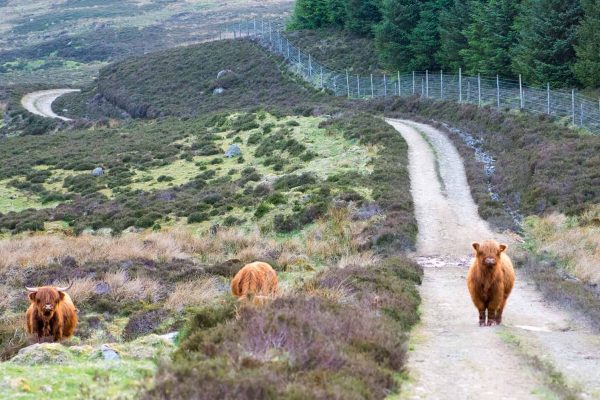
[21,89,80,121]
[386,119,600,400]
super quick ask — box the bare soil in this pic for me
[386,119,600,400]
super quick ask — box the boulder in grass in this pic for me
[224,144,241,158]
[100,344,120,361]
[91,167,104,177]
[213,87,225,95]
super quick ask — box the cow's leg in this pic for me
[487,294,503,326]
[478,308,486,327]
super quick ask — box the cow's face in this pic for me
[472,240,507,269]
[29,287,65,319]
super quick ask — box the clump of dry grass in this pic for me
[103,271,163,303]
[164,277,224,312]
[336,251,378,269]
[54,277,96,304]
[525,210,600,284]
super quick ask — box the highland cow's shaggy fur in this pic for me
[231,261,279,300]
[467,240,515,326]
[26,286,78,342]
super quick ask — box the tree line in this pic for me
[290,0,600,88]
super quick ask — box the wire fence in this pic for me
[223,19,600,135]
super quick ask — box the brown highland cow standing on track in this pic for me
[231,261,279,300]
[467,240,515,326]
[26,283,78,342]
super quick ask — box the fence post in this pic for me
[519,74,523,109]
[459,68,462,103]
[425,70,429,98]
[440,70,443,99]
[357,75,360,97]
[547,83,550,115]
[478,74,481,107]
[287,39,290,59]
[580,103,583,126]
[320,66,324,89]
[496,75,500,109]
[346,70,350,98]
[233,25,236,39]
[309,54,312,77]
[397,71,401,96]
[421,78,424,98]
[572,89,575,125]
[412,71,415,95]
[370,74,374,98]
[384,74,387,97]
[239,23,242,38]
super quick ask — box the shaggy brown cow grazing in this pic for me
[26,283,78,342]
[467,240,515,326]
[231,261,279,301]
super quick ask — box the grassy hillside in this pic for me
[0,111,414,246]
[0,0,293,86]
[0,110,419,398]
[55,40,341,120]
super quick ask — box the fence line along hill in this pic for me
[223,18,600,135]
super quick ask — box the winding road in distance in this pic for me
[21,89,80,121]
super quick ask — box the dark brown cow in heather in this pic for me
[26,283,78,342]
[467,240,515,326]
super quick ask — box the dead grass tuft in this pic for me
[525,213,600,284]
[55,277,96,304]
[103,271,163,303]
[164,277,224,312]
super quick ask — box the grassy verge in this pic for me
[516,207,600,330]
[497,329,581,399]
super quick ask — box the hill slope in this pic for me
[55,40,339,119]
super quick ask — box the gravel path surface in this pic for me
[21,89,80,121]
[386,118,600,400]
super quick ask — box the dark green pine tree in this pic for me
[573,0,600,87]
[289,0,332,29]
[511,0,583,87]
[374,0,423,71]
[436,0,472,72]
[407,0,453,71]
[460,0,520,76]
[328,0,348,28]
[346,0,383,36]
